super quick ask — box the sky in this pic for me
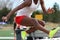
[11,0,60,10]
[44,0,60,9]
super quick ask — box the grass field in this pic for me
[0,29,14,37]
[0,24,14,37]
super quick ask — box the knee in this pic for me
[38,21,45,26]
[31,19,38,25]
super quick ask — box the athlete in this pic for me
[2,0,59,38]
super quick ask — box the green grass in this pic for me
[0,24,14,37]
[0,29,14,37]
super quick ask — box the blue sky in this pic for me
[11,0,60,10]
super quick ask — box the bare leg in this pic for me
[21,16,49,34]
[26,20,45,34]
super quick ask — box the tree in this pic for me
[53,3,59,11]
[52,2,60,23]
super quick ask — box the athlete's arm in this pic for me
[40,0,47,13]
[6,0,31,18]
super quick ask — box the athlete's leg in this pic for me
[26,20,45,34]
[20,16,49,34]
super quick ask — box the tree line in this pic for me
[0,3,60,23]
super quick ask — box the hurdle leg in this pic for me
[15,28,22,40]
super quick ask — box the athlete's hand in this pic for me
[2,16,8,22]
[47,8,55,14]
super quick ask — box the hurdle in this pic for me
[15,27,27,40]
[14,25,60,40]
[15,29,22,40]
